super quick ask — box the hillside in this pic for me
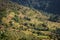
[0,0,60,40]
[12,0,60,15]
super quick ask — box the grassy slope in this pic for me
[0,0,60,40]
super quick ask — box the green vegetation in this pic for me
[49,15,60,23]
[0,0,60,40]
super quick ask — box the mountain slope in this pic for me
[11,0,60,15]
[0,0,60,40]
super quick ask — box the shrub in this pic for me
[49,15,60,22]
[34,24,49,31]
[12,15,20,22]
[0,9,7,24]
[24,16,31,21]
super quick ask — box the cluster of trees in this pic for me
[0,9,7,25]
[49,15,60,23]
[51,28,60,40]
